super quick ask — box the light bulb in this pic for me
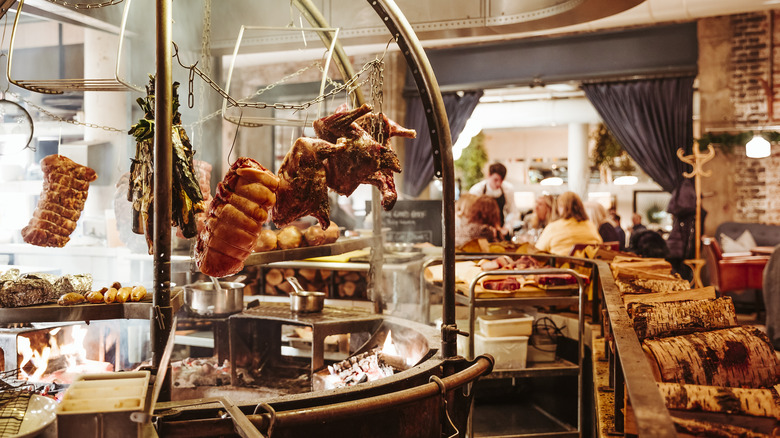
[746,135,771,158]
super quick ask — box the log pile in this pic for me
[260,268,366,300]
[609,255,780,435]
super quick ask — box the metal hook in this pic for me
[252,402,276,437]
[429,375,459,438]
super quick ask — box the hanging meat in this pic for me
[21,154,97,247]
[272,137,334,229]
[195,157,279,278]
[128,76,205,253]
[273,104,414,228]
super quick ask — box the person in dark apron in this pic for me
[468,162,516,238]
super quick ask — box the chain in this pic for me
[43,0,125,9]
[194,0,212,146]
[15,93,125,132]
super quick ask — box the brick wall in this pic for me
[700,11,780,225]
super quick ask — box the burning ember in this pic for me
[319,331,406,390]
[17,325,113,383]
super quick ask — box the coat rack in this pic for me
[677,144,715,288]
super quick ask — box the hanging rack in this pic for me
[6,0,141,94]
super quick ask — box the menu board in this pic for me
[366,200,442,246]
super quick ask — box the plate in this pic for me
[1,395,57,438]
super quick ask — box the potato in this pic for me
[277,226,302,250]
[254,228,278,252]
[104,287,118,304]
[117,287,132,303]
[131,285,147,302]
[323,221,340,244]
[86,290,104,304]
[58,292,86,306]
[303,225,326,247]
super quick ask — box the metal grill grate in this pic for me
[0,389,32,436]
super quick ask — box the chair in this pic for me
[702,238,769,316]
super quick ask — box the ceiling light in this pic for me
[746,135,771,158]
[539,177,563,186]
[613,175,638,185]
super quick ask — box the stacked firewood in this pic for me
[610,256,780,436]
[333,270,367,299]
[262,268,331,296]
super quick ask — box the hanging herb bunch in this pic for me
[454,131,487,191]
[591,124,635,172]
[696,131,780,155]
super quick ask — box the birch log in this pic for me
[622,286,716,307]
[671,416,770,438]
[628,297,738,340]
[642,326,779,388]
[658,382,780,419]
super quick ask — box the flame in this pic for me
[17,325,113,383]
[382,331,399,357]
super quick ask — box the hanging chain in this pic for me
[14,92,125,132]
[43,0,124,9]
[368,55,385,144]
[176,39,383,119]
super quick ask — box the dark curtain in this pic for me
[582,76,695,193]
[403,90,483,197]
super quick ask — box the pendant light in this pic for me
[745,134,771,158]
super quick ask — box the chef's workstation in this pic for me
[0,0,497,436]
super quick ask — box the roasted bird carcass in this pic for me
[272,137,334,229]
[195,157,279,278]
[315,104,413,209]
[21,154,98,247]
[273,104,413,228]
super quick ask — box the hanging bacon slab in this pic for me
[21,154,97,247]
[195,157,279,278]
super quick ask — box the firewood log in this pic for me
[628,297,738,340]
[265,268,283,286]
[642,326,779,388]
[264,284,279,296]
[671,416,770,437]
[320,270,332,280]
[299,269,317,282]
[622,286,716,307]
[340,281,356,297]
[658,382,780,419]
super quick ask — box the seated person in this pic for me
[585,201,621,245]
[455,194,502,248]
[516,194,556,243]
[535,191,602,255]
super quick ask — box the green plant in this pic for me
[645,203,664,224]
[696,131,780,155]
[454,131,487,190]
[591,123,633,171]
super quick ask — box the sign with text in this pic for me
[366,200,442,246]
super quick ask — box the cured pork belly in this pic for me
[195,157,279,278]
[22,155,97,247]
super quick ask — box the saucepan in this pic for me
[183,279,245,318]
[286,277,325,313]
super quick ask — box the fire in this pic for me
[382,330,399,357]
[17,325,113,383]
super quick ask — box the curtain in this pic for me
[403,90,483,198]
[582,76,695,193]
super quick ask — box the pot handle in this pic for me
[286,276,305,294]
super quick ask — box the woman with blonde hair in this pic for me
[534,191,601,255]
[584,201,621,245]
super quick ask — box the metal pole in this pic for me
[367,0,456,357]
[152,0,173,402]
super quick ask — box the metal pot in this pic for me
[286,277,325,313]
[183,281,245,317]
[290,290,326,313]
